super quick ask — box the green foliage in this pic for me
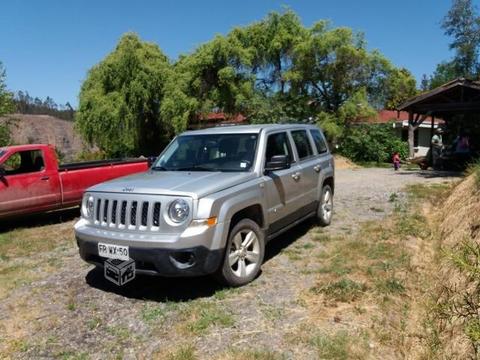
[76,33,174,157]
[442,0,480,77]
[0,123,11,147]
[0,62,14,117]
[339,123,408,163]
[76,11,416,155]
[428,0,480,88]
[311,278,367,302]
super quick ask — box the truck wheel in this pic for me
[215,219,265,287]
[317,185,333,226]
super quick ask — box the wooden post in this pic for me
[430,115,435,163]
[408,111,415,158]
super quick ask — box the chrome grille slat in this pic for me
[93,196,162,231]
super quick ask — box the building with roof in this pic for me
[354,110,443,158]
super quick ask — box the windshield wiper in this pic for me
[175,165,215,171]
[151,166,167,171]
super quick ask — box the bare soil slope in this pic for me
[0,114,86,161]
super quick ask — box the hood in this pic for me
[88,170,256,199]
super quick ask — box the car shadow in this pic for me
[0,207,80,232]
[395,169,463,179]
[85,219,312,302]
[85,267,225,302]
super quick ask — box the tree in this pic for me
[430,0,480,87]
[76,33,174,156]
[442,0,480,77]
[0,62,14,117]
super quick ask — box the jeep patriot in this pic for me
[75,124,334,286]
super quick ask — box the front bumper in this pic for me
[77,237,224,277]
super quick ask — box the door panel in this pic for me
[290,130,317,208]
[0,149,61,217]
[262,131,304,234]
[264,163,304,233]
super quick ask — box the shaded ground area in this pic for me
[0,168,461,359]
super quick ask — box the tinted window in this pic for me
[310,129,328,154]
[265,132,293,163]
[2,150,45,175]
[291,130,313,160]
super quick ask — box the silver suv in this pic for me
[75,124,334,286]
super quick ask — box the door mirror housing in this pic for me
[0,166,5,178]
[264,155,290,173]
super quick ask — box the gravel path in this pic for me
[0,168,461,359]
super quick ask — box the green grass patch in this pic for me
[166,344,197,360]
[310,331,369,359]
[181,302,234,335]
[311,278,367,302]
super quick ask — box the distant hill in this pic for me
[0,114,88,161]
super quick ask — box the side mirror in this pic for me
[0,166,5,178]
[264,155,290,173]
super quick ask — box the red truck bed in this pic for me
[0,144,151,219]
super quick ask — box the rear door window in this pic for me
[310,129,328,154]
[291,130,313,160]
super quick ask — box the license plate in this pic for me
[98,243,129,261]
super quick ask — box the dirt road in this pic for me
[0,168,460,359]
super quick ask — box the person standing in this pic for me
[392,152,401,171]
[431,128,443,169]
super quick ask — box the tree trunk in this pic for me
[408,124,415,158]
[408,111,415,158]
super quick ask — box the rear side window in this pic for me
[291,130,313,160]
[310,129,328,154]
[265,132,293,164]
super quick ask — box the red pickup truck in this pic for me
[0,144,150,219]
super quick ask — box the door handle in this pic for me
[40,176,50,181]
[291,172,301,181]
[314,165,321,173]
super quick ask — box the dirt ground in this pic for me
[0,168,461,359]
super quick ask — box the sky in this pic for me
[0,0,457,107]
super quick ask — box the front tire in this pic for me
[317,184,333,226]
[215,219,265,287]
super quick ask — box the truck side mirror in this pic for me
[264,155,290,173]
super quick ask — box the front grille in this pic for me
[92,196,162,231]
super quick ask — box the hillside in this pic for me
[0,114,87,161]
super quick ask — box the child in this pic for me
[392,152,401,171]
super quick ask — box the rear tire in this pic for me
[317,185,333,226]
[214,219,265,287]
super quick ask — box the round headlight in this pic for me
[86,196,94,218]
[168,199,190,223]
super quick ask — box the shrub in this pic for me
[0,123,11,147]
[339,123,408,163]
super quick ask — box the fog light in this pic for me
[169,251,196,269]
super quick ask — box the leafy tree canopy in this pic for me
[0,62,14,117]
[428,0,480,88]
[76,33,173,156]
[77,11,416,155]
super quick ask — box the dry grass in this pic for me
[0,219,76,299]
[296,183,452,358]
[422,174,480,359]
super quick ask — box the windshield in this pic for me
[153,133,258,172]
